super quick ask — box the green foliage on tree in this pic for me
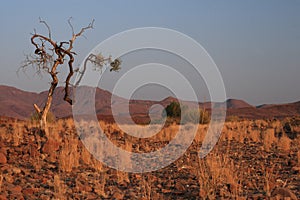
[164,101,181,118]
[163,101,210,124]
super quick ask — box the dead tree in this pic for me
[21,18,120,131]
[74,53,121,87]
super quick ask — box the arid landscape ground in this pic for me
[0,86,299,199]
[1,0,299,199]
[0,117,299,199]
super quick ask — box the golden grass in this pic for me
[0,116,299,199]
[0,173,3,193]
[197,152,242,199]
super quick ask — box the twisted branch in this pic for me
[21,18,120,130]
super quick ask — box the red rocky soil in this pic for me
[0,117,299,199]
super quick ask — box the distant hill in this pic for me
[0,85,299,121]
[0,85,40,119]
[226,99,253,109]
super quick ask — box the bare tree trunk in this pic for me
[39,90,53,133]
[22,19,98,134]
[34,62,59,133]
[40,112,47,132]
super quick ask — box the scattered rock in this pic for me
[12,167,21,174]
[0,152,7,164]
[8,185,22,193]
[112,189,125,200]
[76,181,92,192]
[174,182,186,193]
[271,187,298,200]
[161,189,172,193]
[22,188,38,196]
[41,139,60,154]
[0,118,299,199]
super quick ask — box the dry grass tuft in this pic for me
[0,116,299,199]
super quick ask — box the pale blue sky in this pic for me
[0,0,299,105]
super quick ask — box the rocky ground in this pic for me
[0,117,299,199]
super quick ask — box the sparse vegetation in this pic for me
[0,117,299,199]
[20,18,120,132]
[164,101,181,118]
[30,111,56,123]
[163,101,210,124]
[182,108,210,124]
[226,115,240,122]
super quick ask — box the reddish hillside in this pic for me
[226,99,253,109]
[0,85,300,121]
[0,86,40,119]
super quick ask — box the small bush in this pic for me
[226,115,240,122]
[30,111,56,123]
[182,108,210,124]
[164,101,181,118]
[163,101,210,124]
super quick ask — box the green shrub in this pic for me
[182,108,210,124]
[164,101,181,118]
[163,101,210,124]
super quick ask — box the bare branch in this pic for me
[81,34,88,40]
[39,17,51,39]
[75,19,95,38]
[68,17,75,35]
[67,19,95,52]
[21,18,113,130]
[63,53,75,105]
[59,41,69,48]
[20,53,53,73]
[74,53,120,88]
[31,28,37,36]
[33,104,41,114]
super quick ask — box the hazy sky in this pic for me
[0,0,299,105]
